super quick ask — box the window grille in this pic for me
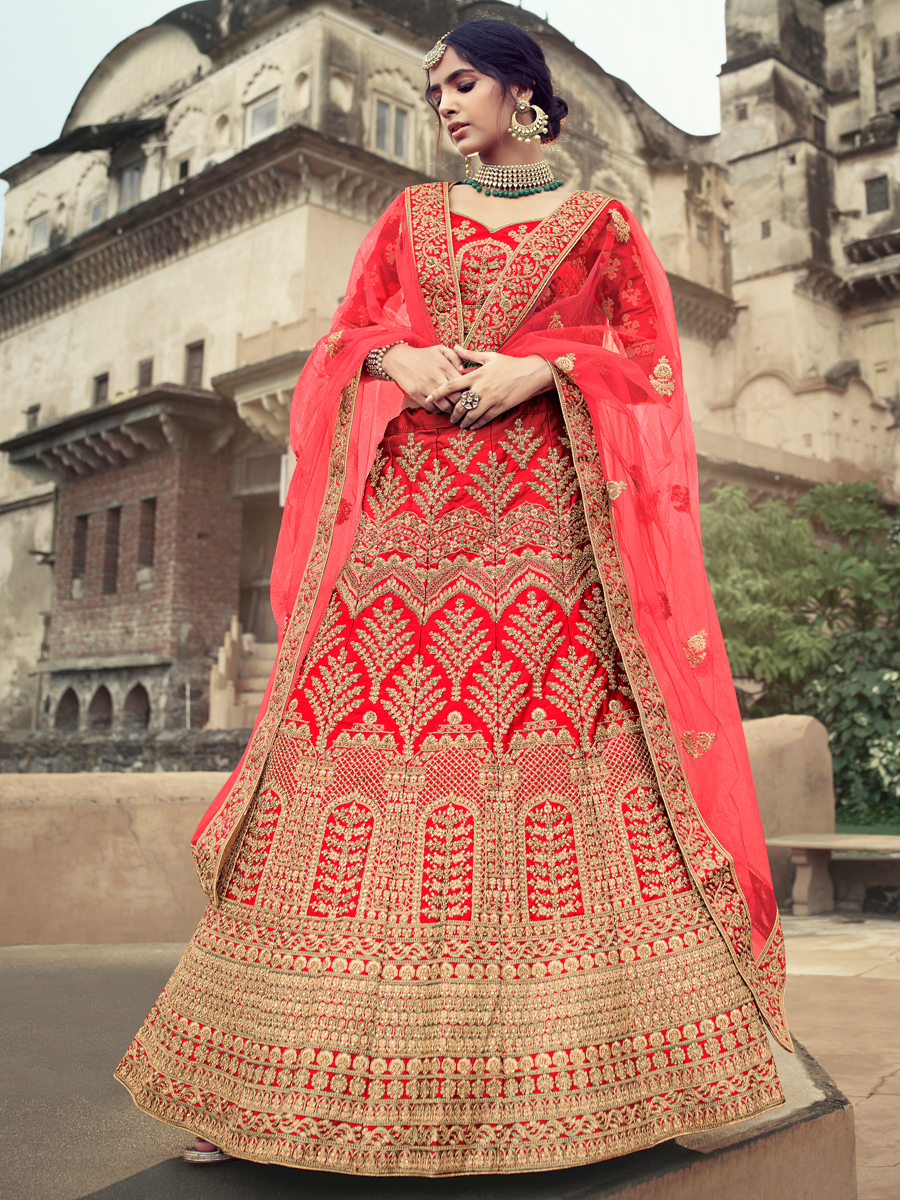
[866,176,890,214]
[102,508,121,595]
[185,341,204,387]
[93,373,109,406]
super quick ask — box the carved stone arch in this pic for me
[24,191,51,222]
[74,158,110,229]
[367,66,420,107]
[729,370,800,449]
[292,69,312,113]
[366,67,427,163]
[731,366,802,408]
[416,797,479,924]
[88,685,113,729]
[124,683,151,728]
[166,103,209,179]
[55,687,80,731]
[242,63,284,106]
[588,165,636,211]
[167,102,206,139]
[214,111,233,147]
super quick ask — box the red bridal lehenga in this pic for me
[116,189,789,1175]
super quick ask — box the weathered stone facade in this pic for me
[1,0,898,732]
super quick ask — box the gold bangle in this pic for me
[365,341,406,381]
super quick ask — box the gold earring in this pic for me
[464,155,475,179]
[507,100,549,143]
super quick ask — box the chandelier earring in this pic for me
[464,154,475,179]
[508,98,549,144]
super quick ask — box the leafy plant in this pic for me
[701,482,900,823]
[699,485,828,705]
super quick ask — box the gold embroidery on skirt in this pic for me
[117,399,784,1174]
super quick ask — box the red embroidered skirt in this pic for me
[115,397,783,1174]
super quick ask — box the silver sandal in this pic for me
[183,1143,234,1164]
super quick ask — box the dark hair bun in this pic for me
[545,95,569,141]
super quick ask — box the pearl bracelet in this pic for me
[365,341,406,382]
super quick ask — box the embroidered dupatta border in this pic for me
[193,372,361,896]
[552,366,791,1051]
[405,184,463,347]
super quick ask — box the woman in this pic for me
[116,18,790,1176]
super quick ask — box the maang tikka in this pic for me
[423,31,452,71]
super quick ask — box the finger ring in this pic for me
[460,389,481,411]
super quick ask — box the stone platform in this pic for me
[0,944,857,1200]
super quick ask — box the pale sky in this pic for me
[0,0,726,225]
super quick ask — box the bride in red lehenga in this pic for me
[116,18,791,1175]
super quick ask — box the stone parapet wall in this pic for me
[0,728,248,774]
[0,771,224,944]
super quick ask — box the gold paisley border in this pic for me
[552,366,791,1051]
[193,372,362,897]
[405,183,464,346]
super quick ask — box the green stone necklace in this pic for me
[461,159,564,199]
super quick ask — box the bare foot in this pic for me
[193,1137,219,1152]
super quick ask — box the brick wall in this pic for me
[50,447,241,664]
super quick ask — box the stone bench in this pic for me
[766,833,900,916]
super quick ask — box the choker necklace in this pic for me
[462,159,564,199]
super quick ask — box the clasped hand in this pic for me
[381,343,554,430]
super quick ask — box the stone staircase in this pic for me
[207,615,277,729]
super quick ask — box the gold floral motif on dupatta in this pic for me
[681,730,717,758]
[683,630,708,667]
[609,209,631,242]
[649,356,676,396]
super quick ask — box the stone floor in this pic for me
[1,918,897,1199]
[783,913,900,1200]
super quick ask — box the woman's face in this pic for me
[427,46,530,159]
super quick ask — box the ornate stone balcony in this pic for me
[0,384,234,483]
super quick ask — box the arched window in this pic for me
[55,688,80,731]
[88,686,113,729]
[123,684,151,729]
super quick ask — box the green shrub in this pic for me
[701,482,900,823]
